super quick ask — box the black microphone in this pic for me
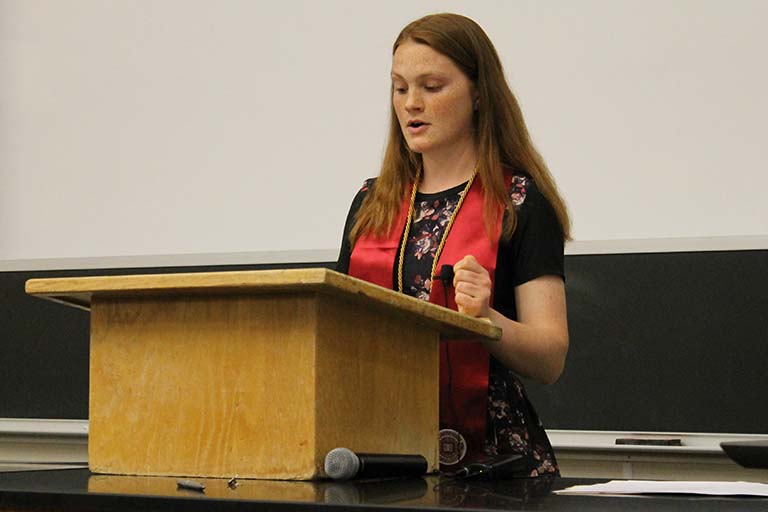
[324,448,428,481]
[451,454,527,480]
[438,264,454,286]
[437,264,455,307]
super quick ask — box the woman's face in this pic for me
[391,40,476,157]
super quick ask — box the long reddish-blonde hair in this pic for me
[350,13,571,245]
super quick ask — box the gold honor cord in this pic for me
[397,165,480,294]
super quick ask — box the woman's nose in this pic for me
[405,90,423,112]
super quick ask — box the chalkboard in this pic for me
[526,250,768,434]
[2,251,767,434]
[1,269,90,418]
[0,262,331,420]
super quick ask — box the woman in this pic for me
[336,13,571,477]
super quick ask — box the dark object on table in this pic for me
[721,440,768,469]
[616,438,682,446]
[445,454,527,481]
[324,448,428,481]
[176,479,205,493]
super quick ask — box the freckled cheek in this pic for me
[430,94,471,123]
[392,98,408,126]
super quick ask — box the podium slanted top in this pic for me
[26,268,500,342]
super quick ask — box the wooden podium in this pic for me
[26,269,500,480]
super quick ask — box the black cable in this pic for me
[438,264,460,427]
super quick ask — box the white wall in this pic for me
[2,0,767,263]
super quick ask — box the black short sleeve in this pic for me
[335,179,374,274]
[493,178,565,320]
[507,181,565,287]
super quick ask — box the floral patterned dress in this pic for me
[400,175,560,477]
[338,173,564,477]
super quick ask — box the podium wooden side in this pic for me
[26,269,500,480]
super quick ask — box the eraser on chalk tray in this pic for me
[615,438,682,446]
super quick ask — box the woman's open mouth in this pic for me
[407,120,429,134]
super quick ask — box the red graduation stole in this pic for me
[348,174,508,468]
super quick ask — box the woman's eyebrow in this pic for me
[390,71,448,80]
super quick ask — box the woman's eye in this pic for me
[393,86,407,94]
[425,85,442,92]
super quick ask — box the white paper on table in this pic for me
[555,480,768,497]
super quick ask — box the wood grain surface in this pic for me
[89,294,321,479]
[26,269,500,342]
[28,269,494,479]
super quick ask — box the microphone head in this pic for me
[324,447,360,480]
[439,264,454,284]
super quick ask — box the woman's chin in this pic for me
[405,141,430,154]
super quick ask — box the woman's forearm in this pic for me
[485,308,569,384]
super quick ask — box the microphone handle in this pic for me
[357,453,428,479]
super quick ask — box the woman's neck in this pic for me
[419,144,478,194]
